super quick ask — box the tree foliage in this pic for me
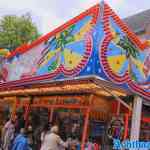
[0,13,40,50]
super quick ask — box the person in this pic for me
[1,118,15,150]
[14,111,25,135]
[69,136,80,150]
[34,125,43,150]
[27,125,34,150]
[85,138,94,150]
[40,125,68,150]
[11,128,31,150]
[40,123,50,148]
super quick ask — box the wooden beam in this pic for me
[100,85,132,111]
[89,94,94,106]
[0,83,96,97]
[30,104,89,109]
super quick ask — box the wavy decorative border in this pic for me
[61,33,93,76]
[0,5,100,89]
[100,3,150,100]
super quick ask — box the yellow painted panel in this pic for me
[64,49,82,69]
[74,20,93,41]
[131,57,145,77]
[107,55,126,73]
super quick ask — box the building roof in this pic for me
[0,76,131,96]
[124,9,150,33]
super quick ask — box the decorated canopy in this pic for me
[0,2,149,100]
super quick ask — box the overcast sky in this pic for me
[0,0,150,34]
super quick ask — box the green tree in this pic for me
[0,13,40,50]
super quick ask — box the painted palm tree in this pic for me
[110,30,150,86]
[47,25,76,72]
[116,36,139,59]
[56,25,75,50]
[37,15,94,75]
[116,36,140,81]
[111,30,140,81]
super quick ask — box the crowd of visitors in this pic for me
[0,115,99,150]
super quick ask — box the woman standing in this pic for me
[1,119,15,150]
[40,124,68,150]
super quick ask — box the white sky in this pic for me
[0,0,150,34]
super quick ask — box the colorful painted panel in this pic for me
[0,2,149,100]
[0,5,99,83]
[100,3,150,100]
[36,15,93,76]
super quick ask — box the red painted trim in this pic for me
[24,104,30,127]
[81,108,90,150]
[104,3,149,50]
[61,33,93,76]
[142,117,150,123]
[0,4,100,90]
[100,2,150,100]
[7,4,99,59]
[0,33,92,90]
[122,115,150,139]
[111,101,118,114]
[128,81,150,99]
[124,113,129,140]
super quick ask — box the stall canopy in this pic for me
[0,1,149,100]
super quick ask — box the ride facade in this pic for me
[0,1,149,149]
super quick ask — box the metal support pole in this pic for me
[130,96,142,140]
